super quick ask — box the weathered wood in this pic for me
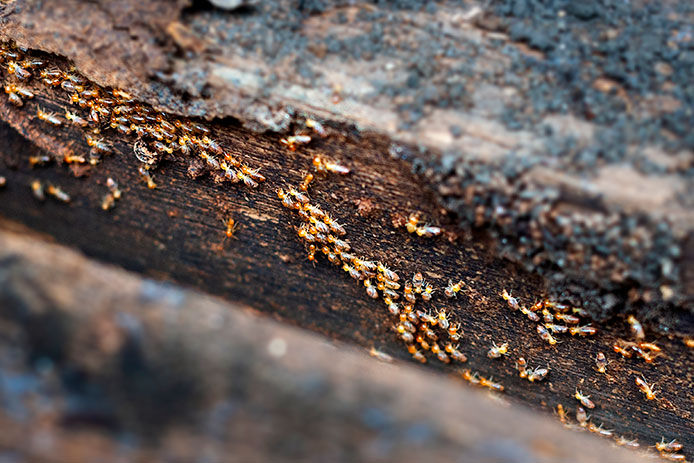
[0,0,691,326]
[0,0,692,460]
[0,105,691,458]
[0,228,655,463]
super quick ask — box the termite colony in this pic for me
[656,438,687,462]
[553,400,641,450]
[550,315,682,456]
[501,289,598,345]
[0,40,264,207]
[30,179,71,203]
[500,281,689,456]
[1,41,688,462]
[612,315,663,363]
[278,124,471,371]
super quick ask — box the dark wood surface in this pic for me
[0,227,656,463]
[0,1,692,461]
[1,0,691,328]
[0,107,691,458]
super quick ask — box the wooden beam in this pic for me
[0,0,691,327]
[0,108,691,456]
[0,228,655,463]
[0,1,691,460]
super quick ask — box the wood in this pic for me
[0,0,691,327]
[0,0,692,461]
[0,228,655,463]
[0,108,691,457]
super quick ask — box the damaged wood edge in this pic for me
[0,227,653,463]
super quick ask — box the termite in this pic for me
[37,107,63,126]
[106,178,121,199]
[29,155,51,167]
[555,404,568,425]
[416,310,437,326]
[223,218,239,239]
[555,313,580,324]
[421,283,434,301]
[537,324,559,345]
[412,272,424,291]
[575,406,589,427]
[30,180,45,201]
[363,279,379,299]
[587,422,613,438]
[460,369,479,385]
[63,154,86,164]
[613,341,633,358]
[542,308,554,323]
[416,225,441,238]
[544,323,568,334]
[368,347,392,363]
[46,184,70,203]
[138,166,157,189]
[313,156,350,175]
[487,342,509,359]
[479,376,504,392]
[277,188,299,209]
[660,453,687,462]
[406,213,420,233]
[448,322,462,342]
[614,436,639,448]
[520,306,541,322]
[430,343,450,364]
[305,118,327,137]
[569,325,597,336]
[527,366,549,382]
[655,438,683,453]
[444,280,463,298]
[64,110,89,127]
[634,376,657,400]
[501,289,520,310]
[280,134,311,150]
[436,309,450,330]
[410,348,426,364]
[376,262,399,282]
[574,389,595,409]
[86,135,112,154]
[595,352,608,374]
[444,343,467,363]
[626,315,645,340]
[516,358,528,379]
[299,173,314,191]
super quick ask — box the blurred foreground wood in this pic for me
[0,227,654,463]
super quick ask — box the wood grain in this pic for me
[0,227,658,463]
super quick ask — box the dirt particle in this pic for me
[354,197,377,217]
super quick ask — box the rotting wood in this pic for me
[0,96,692,458]
[0,1,692,461]
[0,228,658,463]
[0,0,691,328]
